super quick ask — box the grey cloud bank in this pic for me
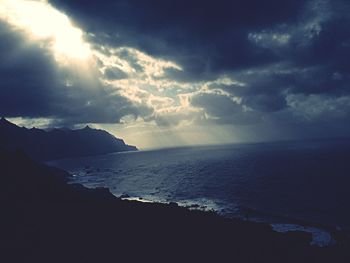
[1,0,350,147]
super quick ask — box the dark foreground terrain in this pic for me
[0,148,349,263]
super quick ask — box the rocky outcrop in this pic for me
[0,118,137,161]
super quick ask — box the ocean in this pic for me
[49,139,350,244]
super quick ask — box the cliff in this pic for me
[0,118,137,161]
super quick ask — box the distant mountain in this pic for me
[0,118,137,161]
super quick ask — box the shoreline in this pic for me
[108,194,339,247]
[1,149,350,262]
[52,141,350,241]
[66,174,348,248]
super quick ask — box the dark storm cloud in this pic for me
[48,0,349,130]
[199,62,350,125]
[289,6,350,70]
[50,0,305,76]
[2,0,350,137]
[0,24,57,117]
[0,22,150,126]
[190,92,261,125]
[49,1,350,88]
[189,0,350,126]
[210,73,289,113]
[104,67,128,80]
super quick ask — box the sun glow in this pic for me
[0,0,91,61]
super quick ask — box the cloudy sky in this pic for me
[0,0,350,148]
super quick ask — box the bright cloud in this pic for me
[0,0,91,62]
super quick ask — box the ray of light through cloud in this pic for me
[0,0,91,62]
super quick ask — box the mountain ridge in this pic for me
[0,118,137,161]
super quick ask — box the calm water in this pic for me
[49,139,350,231]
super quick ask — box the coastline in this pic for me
[1,149,349,262]
[110,194,340,248]
[52,143,350,242]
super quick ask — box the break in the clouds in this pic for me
[1,0,350,147]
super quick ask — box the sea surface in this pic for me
[49,139,350,245]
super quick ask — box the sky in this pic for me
[0,0,350,149]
